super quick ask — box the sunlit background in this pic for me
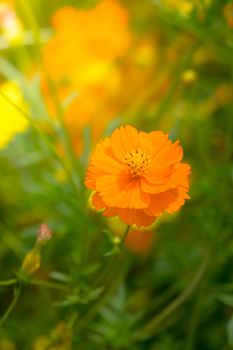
[0,0,233,349]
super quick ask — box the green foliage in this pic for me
[0,0,233,349]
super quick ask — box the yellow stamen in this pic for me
[124,149,151,178]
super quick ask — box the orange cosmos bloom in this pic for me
[43,0,130,92]
[125,229,154,255]
[42,0,131,153]
[85,125,191,227]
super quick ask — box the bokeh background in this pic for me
[0,0,233,349]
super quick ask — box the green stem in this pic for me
[0,284,21,326]
[139,249,210,338]
[149,282,180,312]
[28,278,70,292]
[119,225,131,249]
[71,226,131,332]
[185,282,206,350]
[18,0,82,192]
[0,89,82,208]
[76,255,130,331]
[0,278,17,286]
[152,40,200,125]
[93,225,131,288]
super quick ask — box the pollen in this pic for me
[124,148,151,178]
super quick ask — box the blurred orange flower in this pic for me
[43,0,130,93]
[223,2,233,28]
[125,229,154,255]
[85,125,191,227]
[42,0,131,153]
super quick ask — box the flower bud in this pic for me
[112,236,121,246]
[21,249,41,276]
[36,223,52,245]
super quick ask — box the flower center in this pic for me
[124,149,151,178]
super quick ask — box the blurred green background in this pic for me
[0,0,233,349]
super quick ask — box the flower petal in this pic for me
[103,207,118,217]
[91,192,105,210]
[91,140,123,174]
[97,175,150,209]
[110,125,139,160]
[144,189,179,216]
[85,138,123,189]
[145,131,169,157]
[117,208,156,227]
[151,140,183,167]
[167,163,191,213]
[140,177,171,194]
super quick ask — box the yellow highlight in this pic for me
[182,69,197,84]
[0,2,24,44]
[164,0,194,16]
[0,81,28,148]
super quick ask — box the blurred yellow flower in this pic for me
[0,1,23,44]
[163,0,194,16]
[0,81,28,148]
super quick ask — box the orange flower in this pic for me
[43,0,130,92]
[85,125,191,227]
[42,0,131,153]
[125,229,154,255]
[223,2,233,29]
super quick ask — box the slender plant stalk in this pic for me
[0,278,17,286]
[138,249,210,338]
[93,225,131,288]
[127,40,200,128]
[185,282,206,350]
[43,254,130,349]
[0,277,69,327]
[17,0,82,192]
[0,284,21,326]
[152,40,200,125]
[28,278,70,292]
[119,225,131,248]
[0,89,82,207]
[76,255,130,332]
[149,282,180,312]
[68,226,131,333]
